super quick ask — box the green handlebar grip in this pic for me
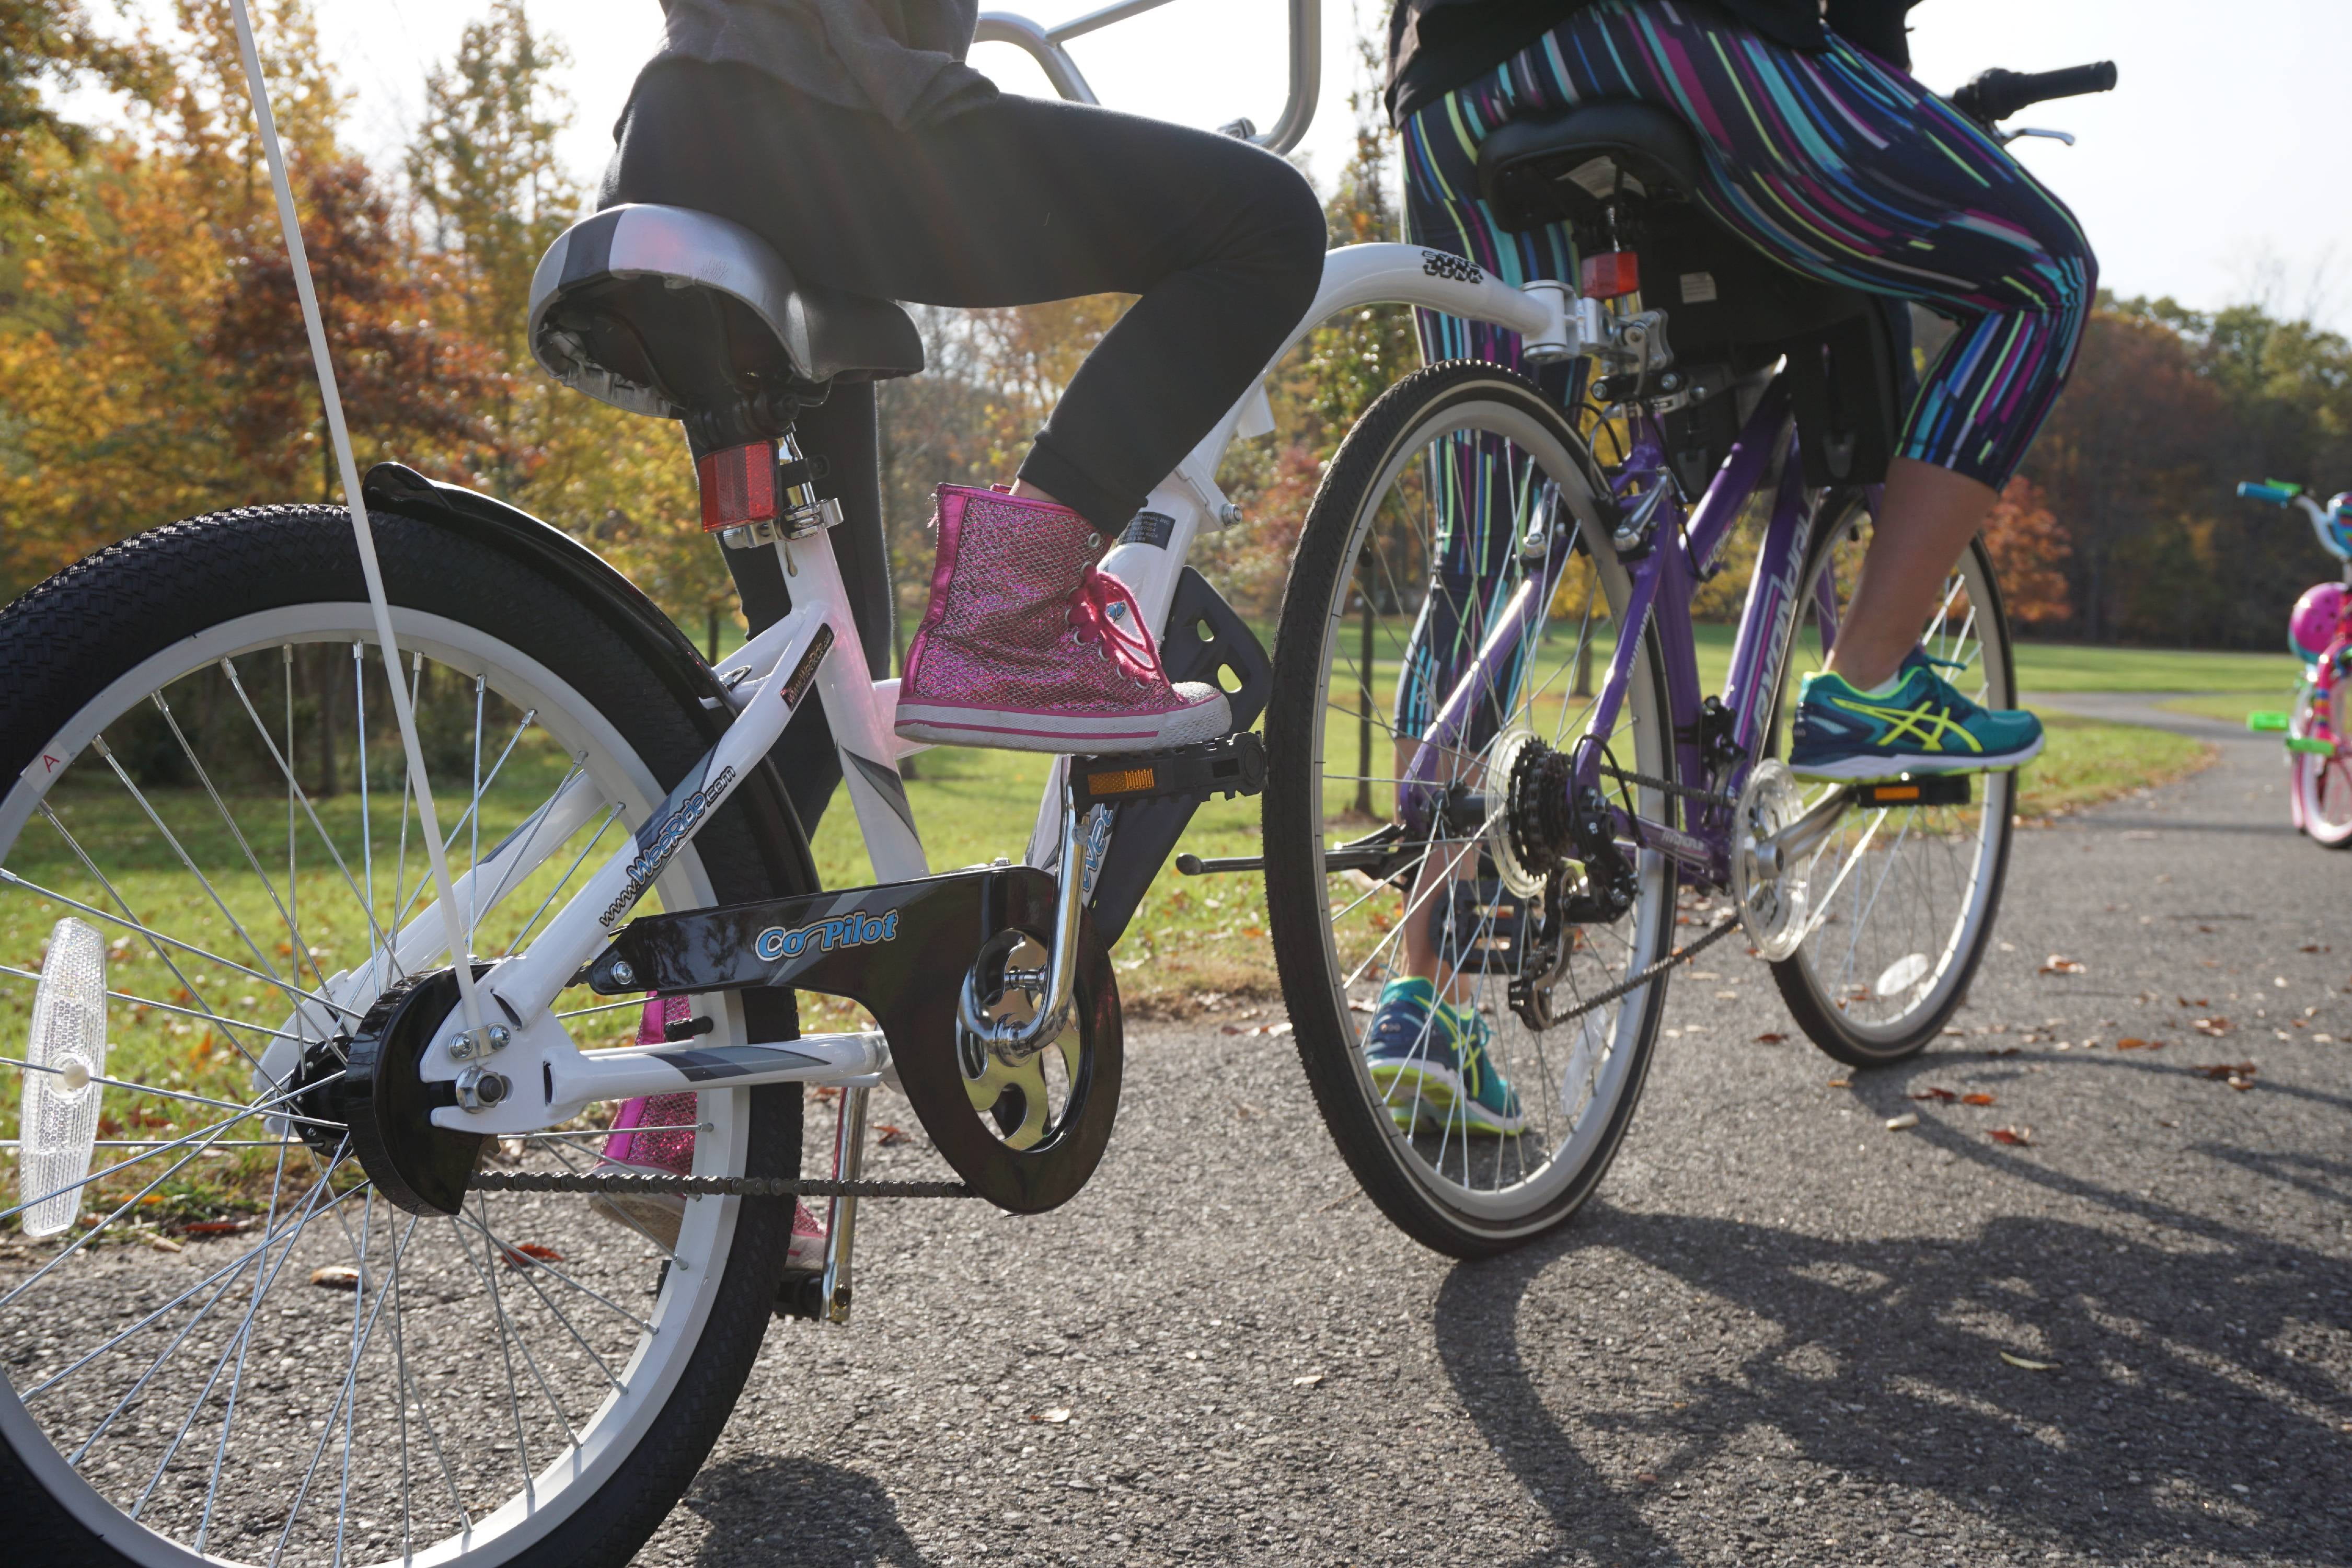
[2286,736,2337,756]
[2247,711,2291,731]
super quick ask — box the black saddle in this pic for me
[528,204,924,447]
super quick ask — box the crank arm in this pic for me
[1753,788,1855,874]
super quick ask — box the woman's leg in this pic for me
[1431,0,2093,754]
[604,61,1327,533]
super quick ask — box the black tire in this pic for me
[1,506,808,1568]
[1264,363,1676,1259]
[1767,495,2021,1068]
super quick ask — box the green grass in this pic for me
[2015,713,2210,820]
[2011,641,2301,693]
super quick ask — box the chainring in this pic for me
[1729,759,1811,962]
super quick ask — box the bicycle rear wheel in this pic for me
[2291,679,2352,847]
[1769,491,2020,1066]
[1264,363,1675,1259]
[1,506,809,1567]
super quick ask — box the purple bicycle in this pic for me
[1262,70,2110,1256]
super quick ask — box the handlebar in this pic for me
[2239,481,2352,564]
[1951,61,2118,126]
[976,0,1322,154]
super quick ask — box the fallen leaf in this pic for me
[2039,955,2087,975]
[2300,944,2326,953]
[1753,1031,1787,1044]
[1984,1046,2021,1058]
[2114,1037,2161,1051]
[500,1242,564,1268]
[1962,1092,1997,1106]
[1988,1127,2034,1147]
[180,1219,248,1236]
[874,1124,910,1146]
[1635,1471,1661,1485]
[1999,1351,2060,1371]
[1911,1087,1958,1103]
[2177,996,2207,1007]
[147,1235,184,1253]
[1292,1373,1324,1387]
[1884,1112,1920,1131]
[310,1265,360,1290]
[2192,1018,2230,1036]
[1033,1408,1073,1424]
[1219,1023,1242,1035]
[2190,1062,2257,1081]
[1826,1078,1851,1089]
[810,1086,842,1102]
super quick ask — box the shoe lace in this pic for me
[1067,567,1165,685]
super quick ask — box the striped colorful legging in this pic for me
[1392,0,2094,741]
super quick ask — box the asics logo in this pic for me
[1830,696,1983,753]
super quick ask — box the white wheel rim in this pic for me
[2,605,754,1566]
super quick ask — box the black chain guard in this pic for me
[587,866,1121,1215]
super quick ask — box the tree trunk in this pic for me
[706,605,720,664]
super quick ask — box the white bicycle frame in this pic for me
[356,246,1586,1137]
[233,0,1601,1135]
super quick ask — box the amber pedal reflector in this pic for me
[1086,767,1156,796]
[1864,783,1921,803]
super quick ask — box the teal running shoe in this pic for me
[1789,649,2043,782]
[1360,976,1525,1136]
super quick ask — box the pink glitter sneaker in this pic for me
[894,485,1229,753]
[591,998,826,1263]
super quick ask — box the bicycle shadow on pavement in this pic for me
[679,1454,939,1566]
[1433,1200,2349,1565]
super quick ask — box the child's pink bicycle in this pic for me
[2239,479,2352,846]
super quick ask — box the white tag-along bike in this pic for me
[0,0,2113,1558]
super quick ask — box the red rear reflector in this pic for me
[1580,251,1641,300]
[697,442,778,532]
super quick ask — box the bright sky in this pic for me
[116,1,2352,329]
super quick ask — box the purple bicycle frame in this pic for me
[1402,375,1830,886]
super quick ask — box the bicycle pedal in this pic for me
[1850,775,1971,808]
[773,1267,826,1322]
[1069,731,1266,810]
[1429,879,1534,973]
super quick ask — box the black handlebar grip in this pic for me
[1952,62,2119,126]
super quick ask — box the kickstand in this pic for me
[820,1083,870,1324]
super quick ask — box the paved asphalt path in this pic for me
[637,696,2350,1568]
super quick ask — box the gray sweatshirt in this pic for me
[653,0,998,128]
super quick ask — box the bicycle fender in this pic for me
[360,462,818,903]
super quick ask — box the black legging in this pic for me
[603,59,1327,533]
[602,60,1325,831]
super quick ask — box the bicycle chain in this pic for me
[467,1171,980,1200]
[1597,761,1737,811]
[1552,912,1745,1024]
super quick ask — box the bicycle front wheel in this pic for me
[2291,678,2352,847]
[1,506,809,1567]
[1769,490,2020,1066]
[1265,363,1675,1259]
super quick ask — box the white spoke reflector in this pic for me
[17,918,108,1237]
